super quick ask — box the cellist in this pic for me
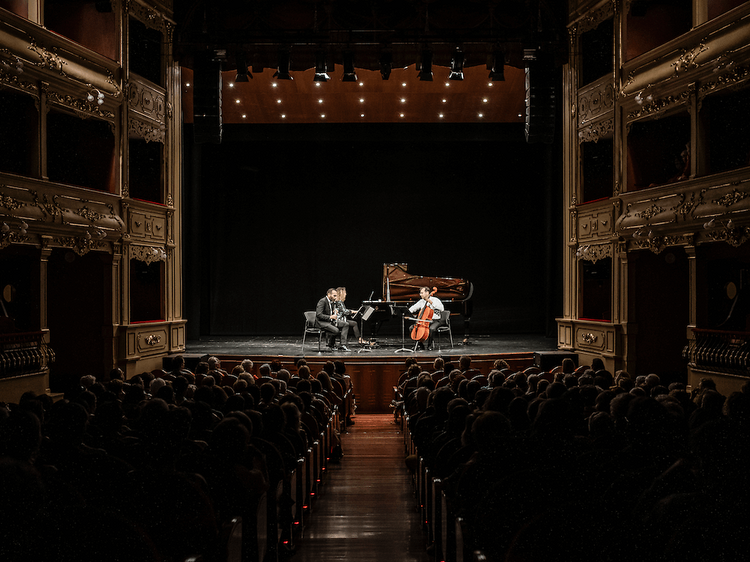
[409,286,446,351]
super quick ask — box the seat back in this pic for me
[438,313,451,330]
[304,311,318,328]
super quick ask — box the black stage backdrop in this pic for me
[183,122,562,338]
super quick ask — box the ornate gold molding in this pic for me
[631,233,694,254]
[578,118,614,143]
[578,81,616,126]
[127,0,171,35]
[671,44,709,78]
[0,230,29,250]
[635,203,666,221]
[705,226,750,248]
[30,191,64,220]
[45,88,115,120]
[129,244,167,264]
[672,192,699,221]
[626,88,690,120]
[712,188,750,208]
[127,79,166,121]
[128,117,165,143]
[27,40,67,76]
[575,242,612,263]
[0,192,24,211]
[573,0,615,35]
[52,235,105,256]
[0,51,38,94]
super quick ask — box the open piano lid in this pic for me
[383,263,473,303]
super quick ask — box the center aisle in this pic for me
[291,414,431,562]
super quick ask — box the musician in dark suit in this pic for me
[316,288,350,351]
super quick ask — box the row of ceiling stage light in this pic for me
[231,47,507,84]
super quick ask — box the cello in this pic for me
[411,287,438,342]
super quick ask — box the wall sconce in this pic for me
[632,227,655,239]
[632,228,653,239]
[634,85,653,105]
[88,228,106,240]
[0,54,23,75]
[87,89,105,105]
[703,218,735,230]
[19,221,28,236]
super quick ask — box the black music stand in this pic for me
[355,306,375,353]
[392,305,414,353]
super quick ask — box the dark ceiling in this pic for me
[174,0,568,125]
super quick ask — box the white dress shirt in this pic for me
[409,296,444,321]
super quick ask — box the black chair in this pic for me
[436,313,454,350]
[302,311,323,353]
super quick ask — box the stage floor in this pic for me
[184,333,558,360]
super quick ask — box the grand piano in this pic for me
[361,263,474,340]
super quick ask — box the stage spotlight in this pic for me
[314,50,330,82]
[418,49,433,81]
[273,50,293,80]
[489,51,505,81]
[449,48,464,80]
[379,50,392,80]
[342,51,357,82]
[234,54,251,82]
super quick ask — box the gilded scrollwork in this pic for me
[130,245,167,264]
[128,117,165,143]
[128,0,169,35]
[0,192,24,212]
[705,227,750,248]
[32,192,64,221]
[578,82,615,126]
[578,118,614,143]
[636,204,666,221]
[0,68,38,94]
[712,188,749,208]
[128,80,166,122]
[634,233,694,254]
[0,231,29,250]
[581,333,598,344]
[575,1,615,35]
[75,205,104,223]
[45,89,115,120]
[27,40,67,76]
[672,44,708,77]
[576,243,612,263]
[672,192,698,221]
[626,89,690,120]
[52,236,104,256]
[699,64,750,99]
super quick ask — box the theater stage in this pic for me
[181,333,561,413]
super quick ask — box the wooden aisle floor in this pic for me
[291,414,431,562]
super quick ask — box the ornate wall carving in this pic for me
[575,242,612,262]
[578,80,616,126]
[129,244,167,264]
[579,118,614,143]
[128,117,165,143]
[0,182,124,237]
